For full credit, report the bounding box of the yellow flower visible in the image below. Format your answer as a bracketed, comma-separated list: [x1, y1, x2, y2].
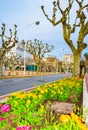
[39, 108, 45, 113]
[21, 94, 27, 99]
[6, 96, 12, 100]
[78, 122, 87, 130]
[40, 105, 44, 109]
[51, 90, 56, 95]
[71, 112, 78, 120]
[27, 93, 33, 98]
[45, 89, 48, 93]
[36, 87, 41, 91]
[71, 113, 88, 130]
[11, 91, 21, 96]
[32, 94, 37, 98]
[38, 94, 42, 98]
[58, 90, 61, 94]
[59, 114, 71, 123]
[26, 100, 31, 105]
[40, 90, 45, 94]
[16, 94, 22, 98]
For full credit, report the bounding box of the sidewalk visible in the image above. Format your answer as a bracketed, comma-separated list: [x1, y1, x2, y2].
[0, 75, 32, 79]
[83, 74, 88, 127]
[0, 72, 58, 79]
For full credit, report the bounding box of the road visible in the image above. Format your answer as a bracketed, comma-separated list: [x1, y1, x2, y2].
[0, 74, 67, 96]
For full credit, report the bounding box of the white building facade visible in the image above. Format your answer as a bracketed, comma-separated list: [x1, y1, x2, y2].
[5, 42, 33, 70]
[62, 54, 74, 72]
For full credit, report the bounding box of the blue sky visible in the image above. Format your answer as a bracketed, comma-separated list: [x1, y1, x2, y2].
[0, 0, 88, 60]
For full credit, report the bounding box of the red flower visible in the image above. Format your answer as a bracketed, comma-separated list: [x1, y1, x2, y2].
[16, 125, 32, 130]
[0, 117, 6, 122]
[8, 118, 12, 123]
[1, 104, 11, 113]
[34, 113, 38, 117]
[70, 94, 76, 100]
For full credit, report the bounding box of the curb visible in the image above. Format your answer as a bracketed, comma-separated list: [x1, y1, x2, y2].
[0, 86, 37, 103]
[0, 73, 58, 79]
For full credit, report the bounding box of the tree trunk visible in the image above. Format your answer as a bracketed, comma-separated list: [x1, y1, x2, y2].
[0, 65, 2, 76]
[37, 63, 41, 72]
[72, 53, 81, 77]
[0, 60, 3, 76]
[0, 56, 5, 76]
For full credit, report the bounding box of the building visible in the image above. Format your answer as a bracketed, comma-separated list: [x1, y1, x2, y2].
[42, 56, 59, 72]
[62, 54, 74, 72]
[8, 42, 32, 59]
[5, 42, 33, 70]
[62, 54, 73, 63]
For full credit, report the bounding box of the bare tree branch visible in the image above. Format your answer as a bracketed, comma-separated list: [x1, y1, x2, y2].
[0, 23, 18, 76]
[26, 39, 54, 71]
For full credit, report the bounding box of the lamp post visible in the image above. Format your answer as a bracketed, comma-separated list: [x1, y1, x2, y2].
[24, 21, 40, 76]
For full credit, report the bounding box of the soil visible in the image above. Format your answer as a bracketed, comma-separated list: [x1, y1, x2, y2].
[42, 90, 83, 122]
[77, 91, 83, 107]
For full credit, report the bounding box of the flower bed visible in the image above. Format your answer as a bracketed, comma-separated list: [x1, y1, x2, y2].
[0, 77, 87, 130]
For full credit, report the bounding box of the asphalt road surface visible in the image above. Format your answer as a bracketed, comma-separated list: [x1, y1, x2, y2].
[0, 74, 67, 96]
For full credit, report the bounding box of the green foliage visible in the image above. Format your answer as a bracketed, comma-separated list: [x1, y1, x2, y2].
[0, 77, 85, 129]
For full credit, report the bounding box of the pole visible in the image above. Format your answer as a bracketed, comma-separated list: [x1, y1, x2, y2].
[24, 21, 40, 76]
[24, 42, 26, 75]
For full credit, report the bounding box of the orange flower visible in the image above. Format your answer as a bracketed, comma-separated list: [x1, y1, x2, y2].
[59, 114, 71, 123]
[71, 113, 87, 130]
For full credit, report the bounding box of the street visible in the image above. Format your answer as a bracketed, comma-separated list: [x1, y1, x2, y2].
[0, 74, 67, 96]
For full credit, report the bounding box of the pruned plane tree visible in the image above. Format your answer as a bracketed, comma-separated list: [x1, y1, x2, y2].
[41, 0, 88, 76]
[0, 23, 18, 76]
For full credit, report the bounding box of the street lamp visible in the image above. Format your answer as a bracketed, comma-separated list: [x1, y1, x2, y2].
[24, 21, 40, 76]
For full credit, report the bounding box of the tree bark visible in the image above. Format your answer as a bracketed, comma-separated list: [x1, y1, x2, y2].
[73, 53, 81, 77]
[0, 58, 3, 76]
[0, 65, 2, 76]
[37, 62, 41, 72]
